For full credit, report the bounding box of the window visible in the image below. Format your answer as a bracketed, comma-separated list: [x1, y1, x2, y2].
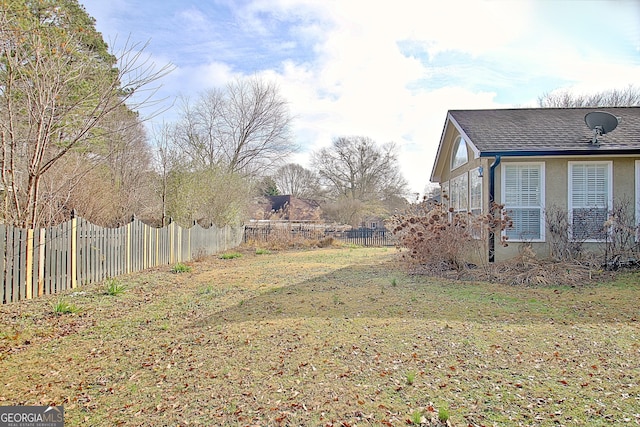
[441, 180, 449, 204]
[469, 169, 484, 238]
[502, 163, 545, 241]
[451, 136, 468, 170]
[569, 161, 612, 241]
[470, 168, 482, 215]
[450, 173, 468, 213]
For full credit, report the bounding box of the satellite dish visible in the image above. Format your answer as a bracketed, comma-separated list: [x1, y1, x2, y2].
[585, 111, 619, 144]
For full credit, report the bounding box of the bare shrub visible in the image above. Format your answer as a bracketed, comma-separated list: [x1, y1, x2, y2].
[244, 222, 333, 250]
[547, 199, 640, 270]
[192, 247, 208, 262]
[491, 246, 606, 287]
[546, 205, 585, 261]
[604, 197, 640, 269]
[388, 197, 509, 273]
[318, 237, 336, 248]
[389, 196, 632, 286]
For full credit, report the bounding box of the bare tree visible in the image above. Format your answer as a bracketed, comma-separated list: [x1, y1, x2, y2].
[273, 163, 320, 198]
[538, 85, 640, 108]
[173, 92, 224, 170]
[163, 167, 253, 227]
[35, 106, 156, 226]
[89, 107, 157, 225]
[311, 136, 408, 226]
[174, 76, 296, 176]
[151, 122, 186, 226]
[0, 2, 172, 228]
[152, 122, 254, 227]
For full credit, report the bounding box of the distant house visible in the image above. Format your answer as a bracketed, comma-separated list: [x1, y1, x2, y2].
[430, 107, 640, 262]
[255, 195, 322, 221]
[361, 216, 386, 230]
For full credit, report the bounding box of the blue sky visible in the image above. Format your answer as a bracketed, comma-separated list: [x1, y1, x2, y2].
[81, 0, 640, 195]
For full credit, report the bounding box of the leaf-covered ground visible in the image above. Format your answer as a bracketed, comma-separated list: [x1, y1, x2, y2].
[1, 246, 639, 426]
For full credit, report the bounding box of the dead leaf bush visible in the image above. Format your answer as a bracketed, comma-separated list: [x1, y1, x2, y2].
[390, 198, 611, 287]
[388, 197, 509, 272]
[488, 247, 608, 287]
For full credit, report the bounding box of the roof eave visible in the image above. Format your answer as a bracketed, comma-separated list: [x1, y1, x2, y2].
[479, 148, 640, 158]
[430, 112, 482, 183]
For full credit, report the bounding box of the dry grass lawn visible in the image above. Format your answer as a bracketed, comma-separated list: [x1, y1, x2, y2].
[1, 246, 639, 426]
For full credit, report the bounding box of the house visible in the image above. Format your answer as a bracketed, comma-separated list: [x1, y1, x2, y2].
[430, 107, 640, 262]
[253, 195, 322, 221]
[357, 215, 384, 230]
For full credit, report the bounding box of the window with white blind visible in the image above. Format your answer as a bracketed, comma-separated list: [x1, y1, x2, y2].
[569, 161, 612, 241]
[502, 163, 545, 241]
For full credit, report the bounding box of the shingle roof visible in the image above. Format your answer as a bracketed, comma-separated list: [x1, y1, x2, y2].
[449, 107, 640, 155]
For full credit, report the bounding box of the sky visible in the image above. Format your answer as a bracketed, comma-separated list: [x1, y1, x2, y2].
[80, 0, 640, 196]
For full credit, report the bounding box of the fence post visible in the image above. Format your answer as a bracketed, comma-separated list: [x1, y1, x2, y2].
[25, 228, 34, 299]
[176, 225, 182, 263]
[187, 225, 192, 261]
[143, 222, 148, 270]
[155, 228, 159, 267]
[38, 228, 45, 296]
[71, 215, 78, 288]
[169, 221, 175, 265]
[126, 221, 131, 274]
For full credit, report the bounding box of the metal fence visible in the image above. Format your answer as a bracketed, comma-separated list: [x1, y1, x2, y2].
[331, 227, 393, 247]
[244, 222, 394, 247]
[1, 216, 243, 304]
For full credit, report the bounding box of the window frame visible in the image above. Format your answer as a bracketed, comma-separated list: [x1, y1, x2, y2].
[568, 160, 613, 242]
[501, 162, 546, 242]
[450, 173, 469, 214]
[451, 136, 468, 170]
[469, 168, 483, 215]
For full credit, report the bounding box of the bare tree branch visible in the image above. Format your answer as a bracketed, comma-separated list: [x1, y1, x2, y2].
[0, 4, 172, 228]
[311, 136, 408, 225]
[174, 76, 296, 176]
[538, 85, 640, 108]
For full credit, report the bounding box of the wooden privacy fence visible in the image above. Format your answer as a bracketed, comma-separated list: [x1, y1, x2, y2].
[1, 216, 243, 304]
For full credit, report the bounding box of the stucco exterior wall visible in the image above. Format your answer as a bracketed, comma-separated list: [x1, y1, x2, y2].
[493, 156, 639, 262]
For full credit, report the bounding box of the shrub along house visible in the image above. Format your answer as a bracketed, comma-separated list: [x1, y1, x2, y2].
[430, 107, 640, 263]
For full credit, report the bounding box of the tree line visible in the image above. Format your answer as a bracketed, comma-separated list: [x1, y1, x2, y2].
[2, 1, 638, 230]
[0, 0, 410, 229]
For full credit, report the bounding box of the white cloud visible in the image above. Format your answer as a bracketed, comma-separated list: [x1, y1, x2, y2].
[82, 0, 640, 194]
[176, 7, 209, 30]
[256, 1, 520, 192]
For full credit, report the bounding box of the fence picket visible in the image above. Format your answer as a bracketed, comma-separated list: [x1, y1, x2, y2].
[11, 227, 24, 302]
[4, 226, 13, 302]
[0, 225, 5, 304]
